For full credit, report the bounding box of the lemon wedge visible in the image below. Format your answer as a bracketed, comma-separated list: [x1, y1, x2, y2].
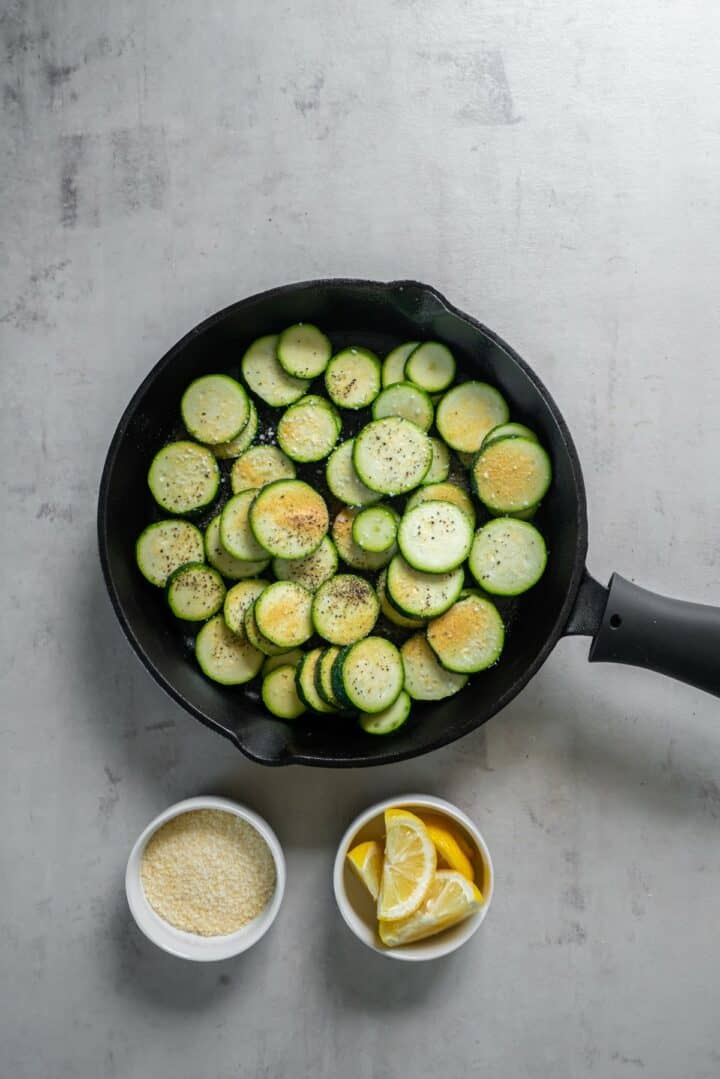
[377, 808, 436, 921]
[418, 814, 475, 882]
[379, 870, 483, 947]
[346, 840, 383, 900]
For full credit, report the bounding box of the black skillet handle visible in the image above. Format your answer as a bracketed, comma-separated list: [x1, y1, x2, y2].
[566, 571, 720, 698]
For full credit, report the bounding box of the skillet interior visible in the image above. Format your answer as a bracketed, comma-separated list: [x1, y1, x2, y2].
[98, 279, 587, 766]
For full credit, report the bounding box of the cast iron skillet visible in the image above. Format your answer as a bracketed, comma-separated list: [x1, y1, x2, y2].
[98, 279, 720, 767]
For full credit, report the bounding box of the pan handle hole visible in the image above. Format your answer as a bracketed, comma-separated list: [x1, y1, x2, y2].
[609, 613, 622, 629]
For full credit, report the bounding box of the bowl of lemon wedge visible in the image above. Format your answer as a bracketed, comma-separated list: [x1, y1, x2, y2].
[333, 794, 493, 961]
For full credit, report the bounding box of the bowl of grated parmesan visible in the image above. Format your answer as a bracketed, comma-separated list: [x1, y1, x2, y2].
[126, 796, 285, 960]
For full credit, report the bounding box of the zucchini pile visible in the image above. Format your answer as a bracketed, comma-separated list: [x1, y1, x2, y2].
[136, 325, 552, 736]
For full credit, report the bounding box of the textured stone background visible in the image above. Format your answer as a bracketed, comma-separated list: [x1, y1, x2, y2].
[2, 1, 720, 1076]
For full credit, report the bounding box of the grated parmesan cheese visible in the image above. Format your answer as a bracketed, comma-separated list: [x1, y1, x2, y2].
[141, 810, 276, 936]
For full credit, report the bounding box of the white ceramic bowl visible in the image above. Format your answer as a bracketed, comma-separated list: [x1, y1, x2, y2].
[126, 795, 286, 961]
[333, 793, 493, 961]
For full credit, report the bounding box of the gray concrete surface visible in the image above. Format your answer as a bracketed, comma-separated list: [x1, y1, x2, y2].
[2, 1, 720, 1076]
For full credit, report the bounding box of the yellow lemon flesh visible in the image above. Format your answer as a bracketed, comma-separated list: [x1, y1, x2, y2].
[379, 870, 483, 947]
[377, 808, 436, 921]
[346, 840, 383, 900]
[418, 814, 476, 882]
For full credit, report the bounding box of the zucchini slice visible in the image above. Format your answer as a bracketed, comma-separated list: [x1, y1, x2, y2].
[351, 505, 398, 553]
[468, 517, 547, 595]
[353, 417, 432, 495]
[211, 401, 258, 459]
[325, 440, 382, 507]
[401, 633, 468, 701]
[371, 382, 434, 432]
[405, 481, 475, 526]
[195, 614, 264, 685]
[223, 578, 269, 635]
[230, 445, 296, 494]
[315, 646, 342, 706]
[422, 437, 451, 485]
[277, 396, 341, 462]
[244, 604, 289, 656]
[359, 690, 411, 735]
[181, 374, 249, 445]
[204, 515, 270, 580]
[331, 636, 404, 714]
[147, 441, 219, 515]
[376, 569, 425, 629]
[262, 664, 307, 719]
[297, 649, 339, 713]
[220, 489, 268, 562]
[312, 574, 379, 645]
[273, 535, 338, 592]
[426, 594, 504, 673]
[382, 342, 419, 387]
[262, 648, 304, 676]
[386, 555, 464, 619]
[241, 334, 310, 407]
[332, 507, 396, 571]
[404, 341, 456, 393]
[250, 479, 329, 559]
[136, 519, 205, 587]
[324, 347, 381, 410]
[167, 562, 225, 622]
[277, 323, 332, 379]
[481, 422, 538, 450]
[397, 500, 473, 573]
[436, 382, 509, 454]
[254, 581, 313, 648]
[471, 437, 552, 514]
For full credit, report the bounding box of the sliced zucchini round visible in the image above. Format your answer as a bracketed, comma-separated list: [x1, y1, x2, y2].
[250, 479, 329, 559]
[223, 578, 269, 635]
[147, 441, 219, 515]
[426, 594, 504, 673]
[136, 519, 205, 587]
[254, 580, 313, 648]
[468, 517, 547, 596]
[471, 437, 552, 514]
[312, 574, 379, 645]
[405, 481, 475, 526]
[315, 646, 342, 707]
[220, 489, 268, 562]
[371, 382, 434, 432]
[359, 690, 411, 735]
[401, 634, 468, 700]
[376, 569, 425, 629]
[481, 422, 538, 450]
[167, 562, 225, 622]
[181, 374, 249, 445]
[244, 604, 289, 656]
[273, 535, 338, 592]
[325, 440, 382, 507]
[351, 505, 398, 553]
[422, 437, 451, 485]
[353, 417, 432, 495]
[241, 334, 310, 406]
[404, 342, 456, 393]
[262, 664, 307, 720]
[382, 342, 419, 387]
[195, 614, 264, 685]
[436, 381, 509, 454]
[386, 555, 464, 619]
[277, 396, 340, 462]
[397, 500, 473, 573]
[230, 445, 296, 494]
[324, 347, 381, 409]
[297, 648, 338, 713]
[332, 507, 396, 571]
[204, 515, 270, 580]
[262, 648, 304, 676]
[211, 401, 258, 459]
[331, 636, 404, 714]
[277, 323, 332, 379]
